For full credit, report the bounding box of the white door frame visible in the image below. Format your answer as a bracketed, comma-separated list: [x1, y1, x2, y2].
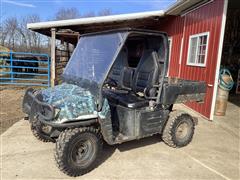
[210, 0, 228, 120]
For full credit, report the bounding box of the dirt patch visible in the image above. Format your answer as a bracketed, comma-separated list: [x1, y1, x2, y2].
[0, 87, 26, 134]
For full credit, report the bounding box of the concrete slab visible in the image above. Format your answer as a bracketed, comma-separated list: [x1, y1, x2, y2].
[1, 103, 239, 180]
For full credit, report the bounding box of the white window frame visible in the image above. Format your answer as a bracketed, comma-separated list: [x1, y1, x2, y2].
[167, 37, 172, 76]
[187, 32, 210, 67]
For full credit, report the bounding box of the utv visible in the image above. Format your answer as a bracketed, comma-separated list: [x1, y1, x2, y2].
[22, 28, 206, 177]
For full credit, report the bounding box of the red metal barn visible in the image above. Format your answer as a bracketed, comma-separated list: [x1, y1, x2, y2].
[152, 0, 228, 119]
[27, 0, 237, 120]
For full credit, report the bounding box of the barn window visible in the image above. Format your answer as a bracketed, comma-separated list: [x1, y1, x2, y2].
[187, 32, 209, 67]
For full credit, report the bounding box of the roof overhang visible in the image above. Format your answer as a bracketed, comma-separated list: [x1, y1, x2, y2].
[166, 0, 211, 15]
[27, 0, 211, 43]
[28, 10, 165, 37]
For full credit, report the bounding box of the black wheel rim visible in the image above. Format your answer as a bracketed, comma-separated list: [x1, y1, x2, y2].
[41, 124, 52, 134]
[70, 138, 95, 167]
[175, 120, 191, 141]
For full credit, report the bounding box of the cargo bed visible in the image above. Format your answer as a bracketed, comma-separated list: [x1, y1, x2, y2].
[160, 78, 206, 105]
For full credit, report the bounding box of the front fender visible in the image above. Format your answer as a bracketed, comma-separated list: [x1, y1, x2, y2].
[22, 88, 55, 122]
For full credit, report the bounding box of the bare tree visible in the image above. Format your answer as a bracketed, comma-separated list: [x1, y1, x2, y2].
[17, 14, 43, 52]
[54, 7, 112, 20]
[3, 17, 18, 49]
[55, 8, 80, 20]
[98, 9, 112, 16]
[0, 12, 7, 46]
[0, 8, 113, 53]
[82, 12, 95, 17]
[0, 25, 8, 46]
[1, 14, 49, 53]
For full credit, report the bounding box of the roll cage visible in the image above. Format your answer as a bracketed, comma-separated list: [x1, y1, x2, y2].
[93, 28, 169, 110]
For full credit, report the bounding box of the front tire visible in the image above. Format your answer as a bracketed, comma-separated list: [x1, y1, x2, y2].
[55, 127, 102, 177]
[162, 111, 195, 148]
[31, 120, 55, 142]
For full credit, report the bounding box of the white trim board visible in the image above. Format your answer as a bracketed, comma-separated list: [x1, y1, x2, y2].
[167, 37, 173, 76]
[178, 37, 184, 75]
[178, 14, 186, 78]
[210, 0, 228, 120]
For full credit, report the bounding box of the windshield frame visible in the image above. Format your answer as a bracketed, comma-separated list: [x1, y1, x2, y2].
[97, 32, 129, 109]
[99, 30, 169, 110]
[62, 31, 128, 96]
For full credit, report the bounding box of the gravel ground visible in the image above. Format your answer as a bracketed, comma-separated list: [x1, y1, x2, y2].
[0, 87, 26, 134]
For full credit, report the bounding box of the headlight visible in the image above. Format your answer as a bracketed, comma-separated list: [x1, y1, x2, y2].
[54, 108, 61, 118]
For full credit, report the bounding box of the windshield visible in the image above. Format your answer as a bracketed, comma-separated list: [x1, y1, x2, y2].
[63, 32, 126, 94]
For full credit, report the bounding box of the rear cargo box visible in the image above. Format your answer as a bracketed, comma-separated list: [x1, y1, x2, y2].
[160, 78, 206, 105]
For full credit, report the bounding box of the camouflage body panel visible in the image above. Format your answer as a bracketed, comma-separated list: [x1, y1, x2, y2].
[40, 83, 102, 123]
[99, 98, 111, 119]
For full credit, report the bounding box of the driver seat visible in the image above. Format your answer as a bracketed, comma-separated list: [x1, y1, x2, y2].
[106, 50, 160, 109]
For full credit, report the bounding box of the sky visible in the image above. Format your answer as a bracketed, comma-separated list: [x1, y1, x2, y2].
[1, 0, 176, 21]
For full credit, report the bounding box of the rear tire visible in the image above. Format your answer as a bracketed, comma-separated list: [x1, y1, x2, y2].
[162, 111, 195, 148]
[31, 120, 55, 142]
[55, 127, 102, 177]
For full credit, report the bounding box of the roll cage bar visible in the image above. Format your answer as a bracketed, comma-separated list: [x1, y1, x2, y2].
[97, 28, 169, 110]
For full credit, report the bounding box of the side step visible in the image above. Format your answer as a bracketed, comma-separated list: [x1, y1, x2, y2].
[115, 133, 129, 143]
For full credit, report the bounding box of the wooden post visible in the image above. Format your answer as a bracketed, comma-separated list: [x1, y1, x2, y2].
[51, 28, 56, 87]
[65, 41, 69, 59]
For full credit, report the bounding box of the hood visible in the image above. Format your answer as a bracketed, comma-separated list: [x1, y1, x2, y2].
[40, 83, 98, 123]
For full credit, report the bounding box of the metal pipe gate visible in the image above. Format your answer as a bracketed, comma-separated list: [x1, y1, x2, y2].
[0, 51, 50, 87]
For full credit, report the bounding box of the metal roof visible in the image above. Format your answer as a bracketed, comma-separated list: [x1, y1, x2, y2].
[166, 0, 208, 15]
[28, 10, 165, 30]
[27, 0, 208, 41]
[27, 10, 165, 35]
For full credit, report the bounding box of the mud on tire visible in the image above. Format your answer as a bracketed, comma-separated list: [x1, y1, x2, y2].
[31, 120, 55, 142]
[162, 110, 195, 148]
[55, 127, 103, 177]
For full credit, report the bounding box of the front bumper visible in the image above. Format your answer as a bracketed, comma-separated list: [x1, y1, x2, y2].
[22, 88, 98, 128]
[22, 88, 55, 122]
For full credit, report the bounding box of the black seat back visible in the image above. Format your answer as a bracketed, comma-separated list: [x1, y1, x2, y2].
[122, 67, 135, 89]
[108, 47, 128, 87]
[132, 50, 160, 96]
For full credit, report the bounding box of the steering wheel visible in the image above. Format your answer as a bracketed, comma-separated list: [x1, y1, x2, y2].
[105, 77, 118, 87]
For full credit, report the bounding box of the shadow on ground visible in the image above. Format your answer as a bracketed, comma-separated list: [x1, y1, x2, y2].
[100, 134, 162, 165]
[116, 134, 161, 152]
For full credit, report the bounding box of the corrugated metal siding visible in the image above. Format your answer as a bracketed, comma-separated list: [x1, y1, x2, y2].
[180, 0, 224, 118]
[156, 16, 185, 77]
[152, 0, 225, 119]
